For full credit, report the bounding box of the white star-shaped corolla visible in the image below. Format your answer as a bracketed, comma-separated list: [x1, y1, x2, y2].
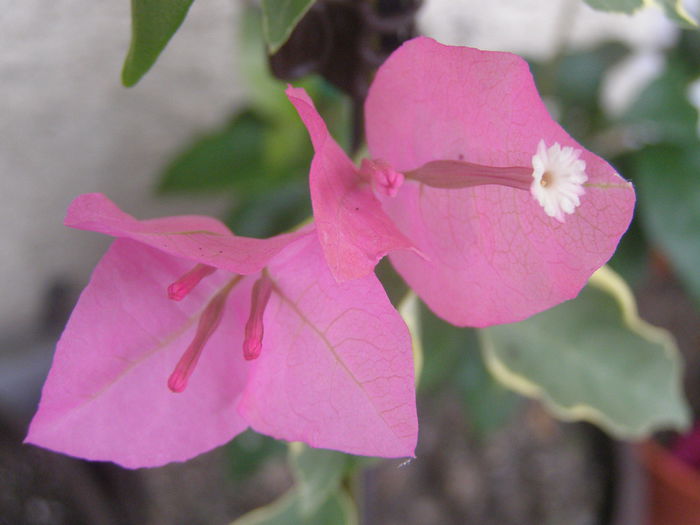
[530, 140, 588, 222]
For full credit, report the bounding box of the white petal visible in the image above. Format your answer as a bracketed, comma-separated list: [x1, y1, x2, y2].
[530, 141, 588, 222]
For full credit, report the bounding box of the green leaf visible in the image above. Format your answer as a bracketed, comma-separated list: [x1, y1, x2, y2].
[158, 110, 267, 194]
[607, 216, 650, 288]
[583, 0, 644, 14]
[635, 144, 700, 303]
[556, 43, 629, 108]
[657, 0, 698, 28]
[480, 266, 690, 439]
[225, 179, 311, 238]
[288, 443, 348, 517]
[418, 302, 479, 393]
[122, 0, 195, 87]
[230, 489, 357, 525]
[457, 340, 520, 438]
[535, 43, 629, 139]
[261, 0, 316, 54]
[623, 59, 699, 146]
[398, 292, 423, 384]
[583, 0, 697, 27]
[419, 303, 518, 436]
[226, 430, 286, 481]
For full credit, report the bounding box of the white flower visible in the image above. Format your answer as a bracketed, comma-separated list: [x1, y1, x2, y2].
[530, 140, 588, 223]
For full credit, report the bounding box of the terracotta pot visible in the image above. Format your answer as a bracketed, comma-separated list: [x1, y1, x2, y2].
[640, 440, 700, 525]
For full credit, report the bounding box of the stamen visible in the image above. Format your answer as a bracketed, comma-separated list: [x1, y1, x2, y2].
[378, 141, 587, 223]
[168, 263, 217, 301]
[359, 158, 405, 197]
[404, 160, 532, 191]
[167, 277, 240, 393]
[243, 274, 274, 361]
[530, 140, 588, 223]
[403, 141, 588, 223]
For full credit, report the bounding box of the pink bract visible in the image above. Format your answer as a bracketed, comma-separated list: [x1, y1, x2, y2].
[286, 87, 417, 282]
[289, 36, 635, 327]
[26, 194, 417, 468]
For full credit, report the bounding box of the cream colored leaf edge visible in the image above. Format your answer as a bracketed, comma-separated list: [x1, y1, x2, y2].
[398, 291, 424, 388]
[230, 487, 358, 525]
[480, 265, 690, 439]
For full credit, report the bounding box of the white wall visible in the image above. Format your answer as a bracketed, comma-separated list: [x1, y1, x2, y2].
[0, 0, 244, 334]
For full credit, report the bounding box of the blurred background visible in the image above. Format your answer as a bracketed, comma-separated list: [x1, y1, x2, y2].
[2, 0, 700, 523]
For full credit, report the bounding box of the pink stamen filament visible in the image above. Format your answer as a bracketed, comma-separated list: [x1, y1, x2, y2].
[167, 276, 241, 393]
[243, 274, 274, 361]
[168, 263, 217, 301]
[404, 160, 532, 191]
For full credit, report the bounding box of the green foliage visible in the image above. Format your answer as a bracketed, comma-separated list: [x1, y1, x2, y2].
[230, 444, 356, 525]
[583, 0, 697, 26]
[121, 0, 195, 86]
[227, 430, 286, 481]
[375, 259, 409, 308]
[634, 145, 700, 303]
[657, 0, 698, 28]
[288, 444, 348, 516]
[231, 490, 357, 525]
[419, 303, 519, 437]
[156, 6, 350, 238]
[623, 58, 699, 146]
[584, 0, 644, 14]
[158, 111, 267, 193]
[556, 43, 629, 109]
[155, 76, 347, 237]
[154, 80, 349, 238]
[621, 53, 700, 302]
[155, 103, 313, 237]
[480, 266, 690, 439]
[531, 43, 629, 140]
[606, 216, 650, 287]
[262, 0, 317, 54]
[225, 180, 311, 238]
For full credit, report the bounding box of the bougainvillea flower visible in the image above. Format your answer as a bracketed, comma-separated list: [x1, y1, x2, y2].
[288, 36, 635, 327]
[26, 193, 417, 468]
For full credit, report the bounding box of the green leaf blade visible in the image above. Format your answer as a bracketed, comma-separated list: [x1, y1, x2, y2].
[288, 443, 348, 517]
[480, 266, 690, 438]
[657, 0, 698, 28]
[417, 302, 518, 437]
[157, 110, 267, 194]
[230, 444, 355, 525]
[122, 0, 195, 87]
[584, 0, 645, 14]
[262, 0, 316, 54]
[635, 145, 700, 303]
[230, 489, 357, 525]
[583, 0, 697, 27]
[622, 59, 698, 146]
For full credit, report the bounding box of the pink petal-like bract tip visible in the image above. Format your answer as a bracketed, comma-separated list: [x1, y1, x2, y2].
[167, 263, 217, 301]
[243, 274, 274, 361]
[168, 277, 239, 392]
[285, 86, 417, 282]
